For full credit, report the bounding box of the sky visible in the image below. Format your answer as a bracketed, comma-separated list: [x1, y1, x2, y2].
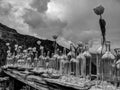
[0, 0, 120, 49]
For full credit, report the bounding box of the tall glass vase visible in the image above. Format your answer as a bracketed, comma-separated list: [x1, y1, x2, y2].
[67, 44, 76, 75]
[70, 56, 79, 76]
[83, 44, 92, 80]
[46, 51, 50, 69]
[96, 44, 106, 81]
[60, 48, 68, 75]
[76, 44, 86, 77]
[101, 41, 115, 82]
[34, 52, 38, 69]
[39, 47, 44, 68]
[53, 49, 59, 71]
[57, 51, 62, 72]
[114, 48, 120, 83]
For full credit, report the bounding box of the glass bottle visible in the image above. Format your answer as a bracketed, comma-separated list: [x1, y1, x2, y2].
[63, 48, 69, 75]
[39, 46, 44, 68]
[15, 48, 21, 67]
[76, 43, 86, 77]
[53, 49, 59, 70]
[17, 52, 23, 67]
[116, 59, 120, 81]
[11, 53, 15, 66]
[34, 52, 38, 69]
[57, 51, 62, 72]
[46, 51, 50, 69]
[114, 48, 120, 82]
[67, 43, 76, 75]
[96, 44, 106, 80]
[60, 48, 67, 75]
[70, 54, 79, 76]
[23, 50, 28, 68]
[12, 52, 16, 66]
[26, 51, 32, 68]
[49, 53, 54, 69]
[43, 52, 47, 69]
[101, 41, 115, 81]
[19, 53, 24, 67]
[10, 53, 13, 66]
[83, 43, 92, 79]
[6, 50, 11, 66]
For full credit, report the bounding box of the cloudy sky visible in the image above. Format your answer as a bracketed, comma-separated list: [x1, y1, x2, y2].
[0, 0, 120, 49]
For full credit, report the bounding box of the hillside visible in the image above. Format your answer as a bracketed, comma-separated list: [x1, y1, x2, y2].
[0, 22, 63, 66]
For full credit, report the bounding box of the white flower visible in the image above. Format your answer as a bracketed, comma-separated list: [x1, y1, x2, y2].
[6, 43, 10, 46]
[37, 41, 41, 45]
[15, 44, 18, 48]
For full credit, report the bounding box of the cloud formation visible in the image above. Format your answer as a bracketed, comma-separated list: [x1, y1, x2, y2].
[0, 0, 120, 48]
[30, 0, 50, 13]
[0, 1, 12, 16]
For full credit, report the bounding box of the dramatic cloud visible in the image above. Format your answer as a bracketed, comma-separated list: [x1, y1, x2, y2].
[30, 0, 50, 13]
[0, 0, 120, 48]
[23, 10, 47, 29]
[0, 1, 12, 16]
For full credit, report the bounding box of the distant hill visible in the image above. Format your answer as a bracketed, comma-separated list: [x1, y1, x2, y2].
[0, 23, 18, 34]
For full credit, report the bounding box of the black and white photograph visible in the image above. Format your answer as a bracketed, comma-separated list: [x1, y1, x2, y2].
[0, 0, 120, 90]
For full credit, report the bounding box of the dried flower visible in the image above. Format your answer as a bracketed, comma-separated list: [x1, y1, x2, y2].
[40, 46, 44, 50]
[37, 41, 41, 45]
[15, 44, 18, 48]
[52, 35, 58, 40]
[6, 43, 10, 46]
[93, 5, 105, 15]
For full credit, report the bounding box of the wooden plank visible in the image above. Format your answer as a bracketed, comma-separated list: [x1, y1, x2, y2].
[4, 70, 92, 90]
[44, 78, 91, 90]
[4, 71, 48, 90]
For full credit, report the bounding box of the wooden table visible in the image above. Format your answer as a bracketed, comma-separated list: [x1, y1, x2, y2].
[4, 70, 91, 90]
[4, 70, 49, 90]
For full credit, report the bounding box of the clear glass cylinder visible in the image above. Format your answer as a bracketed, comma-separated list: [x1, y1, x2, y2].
[34, 53, 38, 68]
[57, 51, 62, 71]
[101, 41, 115, 81]
[49, 53, 55, 69]
[53, 49, 59, 70]
[20, 53, 25, 67]
[38, 47, 44, 68]
[6, 51, 11, 66]
[22, 51, 28, 67]
[69, 44, 79, 76]
[43, 53, 46, 69]
[15, 52, 21, 67]
[60, 57, 65, 75]
[70, 57, 79, 76]
[83, 44, 92, 79]
[52, 54, 57, 70]
[26, 54, 32, 68]
[12, 53, 16, 65]
[45, 51, 50, 69]
[60, 48, 68, 75]
[116, 59, 120, 81]
[63, 49, 69, 75]
[77, 48, 86, 77]
[67, 44, 76, 75]
[114, 48, 120, 82]
[64, 57, 69, 75]
[96, 44, 106, 80]
[10, 53, 14, 66]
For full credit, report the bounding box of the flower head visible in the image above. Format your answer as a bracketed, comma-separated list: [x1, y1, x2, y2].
[6, 43, 10, 46]
[37, 41, 41, 45]
[93, 5, 105, 15]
